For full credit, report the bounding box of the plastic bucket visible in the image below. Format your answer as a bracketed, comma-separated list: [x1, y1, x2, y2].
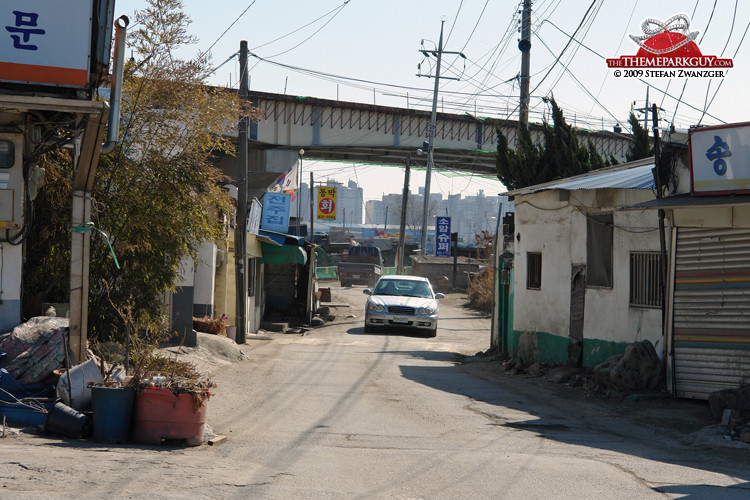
[44, 401, 91, 439]
[131, 387, 207, 446]
[56, 358, 103, 410]
[91, 386, 136, 444]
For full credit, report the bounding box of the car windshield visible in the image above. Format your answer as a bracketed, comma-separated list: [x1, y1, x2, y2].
[373, 280, 432, 298]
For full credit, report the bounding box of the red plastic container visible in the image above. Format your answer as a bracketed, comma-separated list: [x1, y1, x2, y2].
[131, 387, 207, 446]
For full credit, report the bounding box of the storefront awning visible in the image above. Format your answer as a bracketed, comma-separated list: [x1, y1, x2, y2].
[260, 242, 307, 265]
[625, 193, 750, 210]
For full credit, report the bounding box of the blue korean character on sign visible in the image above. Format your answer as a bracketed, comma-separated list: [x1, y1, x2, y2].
[706, 135, 732, 176]
[5, 11, 45, 50]
[435, 216, 451, 257]
[261, 192, 291, 233]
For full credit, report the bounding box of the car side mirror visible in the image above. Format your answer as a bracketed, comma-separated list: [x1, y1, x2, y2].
[434, 293, 444, 299]
[363, 289, 372, 295]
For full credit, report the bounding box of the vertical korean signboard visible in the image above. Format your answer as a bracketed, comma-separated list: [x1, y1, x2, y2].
[1, 0, 94, 88]
[317, 186, 336, 220]
[261, 192, 291, 233]
[435, 216, 451, 257]
[690, 122, 750, 195]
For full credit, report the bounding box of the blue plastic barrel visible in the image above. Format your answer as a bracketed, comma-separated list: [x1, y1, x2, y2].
[91, 386, 136, 444]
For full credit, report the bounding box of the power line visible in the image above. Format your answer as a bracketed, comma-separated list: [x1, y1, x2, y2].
[266, 0, 352, 58]
[699, 20, 750, 124]
[206, 1, 257, 54]
[529, 0, 599, 96]
[250, 2, 350, 52]
[536, 18, 725, 124]
[534, 34, 620, 124]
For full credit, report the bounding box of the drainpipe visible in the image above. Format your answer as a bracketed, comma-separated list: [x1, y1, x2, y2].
[101, 15, 129, 154]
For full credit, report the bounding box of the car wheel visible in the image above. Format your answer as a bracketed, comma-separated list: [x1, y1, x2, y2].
[341, 281, 351, 287]
[424, 327, 437, 338]
[364, 323, 375, 333]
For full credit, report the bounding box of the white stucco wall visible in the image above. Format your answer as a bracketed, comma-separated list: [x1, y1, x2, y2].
[194, 241, 216, 308]
[513, 188, 665, 346]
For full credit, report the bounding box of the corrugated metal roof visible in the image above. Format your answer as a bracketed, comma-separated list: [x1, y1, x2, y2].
[553, 164, 655, 190]
[626, 193, 750, 210]
[505, 158, 656, 197]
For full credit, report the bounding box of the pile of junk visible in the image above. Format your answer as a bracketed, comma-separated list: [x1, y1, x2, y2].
[0, 315, 214, 446]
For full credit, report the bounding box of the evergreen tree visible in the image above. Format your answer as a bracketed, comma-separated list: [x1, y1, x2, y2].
[496, 123, 548, 191]
[496, 97, 611, 189]
[625, 111, 654, 161]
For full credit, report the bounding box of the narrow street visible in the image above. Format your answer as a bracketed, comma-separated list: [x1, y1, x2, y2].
[2, 282, 749, 499]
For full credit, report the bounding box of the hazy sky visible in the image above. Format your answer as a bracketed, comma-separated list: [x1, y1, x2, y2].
[119, 1, 750, 199]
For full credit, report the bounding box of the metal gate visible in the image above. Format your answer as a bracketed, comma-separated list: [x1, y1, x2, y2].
[672, 227, 750, 399]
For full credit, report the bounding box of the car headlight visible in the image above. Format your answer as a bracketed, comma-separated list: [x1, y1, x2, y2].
[367, 301, 385, 313]
[418, 306, 435, 315]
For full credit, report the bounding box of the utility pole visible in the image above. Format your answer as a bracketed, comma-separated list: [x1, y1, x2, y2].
[235, 40, 249, 344]
[519, 0, 532, 130]
[397, 155, 412, 275]
[417, 21, 465, 254]
[309, 172, 314, 242]
[384, 206, 389, 234]
[634, 87, 650, 134]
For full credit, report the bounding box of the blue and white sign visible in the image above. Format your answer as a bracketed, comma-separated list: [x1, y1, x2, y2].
[435, 216, 451, 257]
[261, 192, 291, 233]
[690, 122, 750, 195]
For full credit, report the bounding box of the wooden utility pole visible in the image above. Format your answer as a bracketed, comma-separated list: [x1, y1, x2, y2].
[518, 0, 532, 130]
[235, 40, 249, 344]
[310, 172, 314, 241]
[417, 21, 465, 254]
[397, 155, 412, 275]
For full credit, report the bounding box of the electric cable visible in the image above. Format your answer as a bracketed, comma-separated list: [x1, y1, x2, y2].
[266, 0, 352, 58]
[250, 2, 351, 52]
[529, 0, 599, 96]
[205, 1, 257, 54]
[672, 0, 719, 123]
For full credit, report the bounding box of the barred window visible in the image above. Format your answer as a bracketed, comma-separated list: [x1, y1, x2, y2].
[527, 252, 542, 289]
[630, 252, 663, 308]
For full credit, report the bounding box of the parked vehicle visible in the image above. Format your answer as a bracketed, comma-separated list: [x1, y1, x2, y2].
[337, 245, 383, 287]
[362, 276, 444, 337]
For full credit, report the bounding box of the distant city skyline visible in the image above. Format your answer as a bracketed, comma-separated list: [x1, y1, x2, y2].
[299, 160, 506, 203]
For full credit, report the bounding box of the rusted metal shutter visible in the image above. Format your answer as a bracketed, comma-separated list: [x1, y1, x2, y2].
[672, 227, 750, 399]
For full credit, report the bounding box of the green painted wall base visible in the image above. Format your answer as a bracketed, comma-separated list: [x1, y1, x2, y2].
[582, 338, 627, 366]
[509, 330, 629, 368]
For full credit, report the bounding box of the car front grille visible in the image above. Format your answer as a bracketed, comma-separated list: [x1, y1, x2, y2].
[388, 305, 415, 315]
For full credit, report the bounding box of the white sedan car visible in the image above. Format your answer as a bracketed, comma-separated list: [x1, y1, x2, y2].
[363, 276, 444, 337]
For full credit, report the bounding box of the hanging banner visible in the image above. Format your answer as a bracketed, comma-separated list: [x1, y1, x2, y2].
[317, 186, 336, 220]
[435, 216, 451, 257]
[261, 192, 291, 233]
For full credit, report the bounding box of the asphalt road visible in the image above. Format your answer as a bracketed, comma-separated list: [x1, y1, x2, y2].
[2, 282, 749, 498]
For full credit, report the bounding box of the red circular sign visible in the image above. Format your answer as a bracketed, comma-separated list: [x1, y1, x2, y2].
[318, 197, 335, 215]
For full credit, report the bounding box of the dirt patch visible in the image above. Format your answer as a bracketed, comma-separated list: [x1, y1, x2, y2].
[459, 352, 717, 439]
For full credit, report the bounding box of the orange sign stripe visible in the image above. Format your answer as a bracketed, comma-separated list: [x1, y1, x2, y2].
[0, 61, 87, 87]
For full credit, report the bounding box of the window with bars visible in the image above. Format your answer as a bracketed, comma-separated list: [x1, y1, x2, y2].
[629, 252, 663, 308]
[527, 252, 542, 289]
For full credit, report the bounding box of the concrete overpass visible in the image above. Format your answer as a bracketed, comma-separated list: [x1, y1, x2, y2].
[239, 90, 634, 175]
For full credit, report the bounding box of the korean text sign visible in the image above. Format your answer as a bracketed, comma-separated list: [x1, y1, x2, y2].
[261, 192, 291, 233]
[1, 0, 93, 88]
[435, 216, 451, 257]
[690, 123, 750, 194]
[317, 187, 337, 220]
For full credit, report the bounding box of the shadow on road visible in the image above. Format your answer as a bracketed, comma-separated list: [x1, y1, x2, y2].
[394, 361, 750, 492]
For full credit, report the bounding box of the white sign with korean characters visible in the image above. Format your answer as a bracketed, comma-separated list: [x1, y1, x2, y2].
[0, 0, 93, 88]
[690, 122, 750, 195]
